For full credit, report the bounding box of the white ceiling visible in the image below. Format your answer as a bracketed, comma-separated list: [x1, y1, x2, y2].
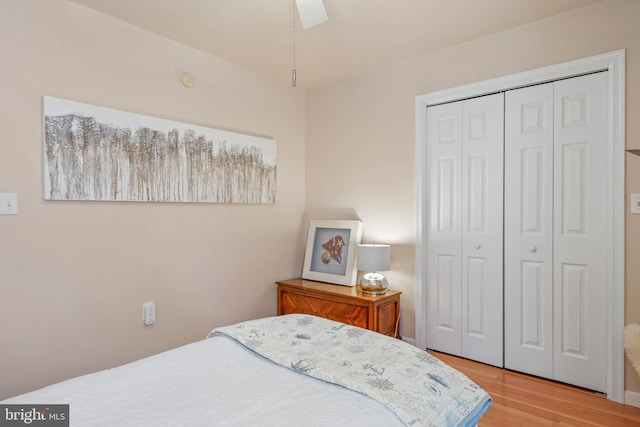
[70, 0, 604, 88]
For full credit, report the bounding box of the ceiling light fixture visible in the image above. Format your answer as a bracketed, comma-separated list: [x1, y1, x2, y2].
[295, 0, 328, 30]
[291, 0, 328, 87]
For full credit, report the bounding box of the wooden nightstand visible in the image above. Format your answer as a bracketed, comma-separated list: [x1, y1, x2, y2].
[276, 278, 401, 338]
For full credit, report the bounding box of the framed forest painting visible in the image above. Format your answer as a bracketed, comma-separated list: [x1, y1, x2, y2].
[43, 96, 276, 203]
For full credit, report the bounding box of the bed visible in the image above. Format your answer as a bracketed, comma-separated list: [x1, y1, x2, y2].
[2, 314, 491, 426]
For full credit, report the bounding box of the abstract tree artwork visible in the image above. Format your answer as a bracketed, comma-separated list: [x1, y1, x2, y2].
[43, 96, 276, 203]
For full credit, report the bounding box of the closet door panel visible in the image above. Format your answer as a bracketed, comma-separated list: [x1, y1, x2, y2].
[461, 93, 504, 367]
[553, 72, 608, 393]
[426, 102, 463, 356]
[504, 83, 554, 378]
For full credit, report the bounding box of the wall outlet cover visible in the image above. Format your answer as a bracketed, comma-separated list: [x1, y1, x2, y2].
[143, 302, 156, 325]
[631, 194, 640, 214]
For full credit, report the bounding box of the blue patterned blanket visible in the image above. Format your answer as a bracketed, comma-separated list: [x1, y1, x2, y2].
[209, 314, 491, 426]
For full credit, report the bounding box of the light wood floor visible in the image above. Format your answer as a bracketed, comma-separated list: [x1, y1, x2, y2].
[430, 351, 640, 426]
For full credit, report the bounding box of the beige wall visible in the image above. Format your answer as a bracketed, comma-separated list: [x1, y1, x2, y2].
[628, 152, 640, 394]
[306, 0, 640, 394]
[0, 0, 306, 399]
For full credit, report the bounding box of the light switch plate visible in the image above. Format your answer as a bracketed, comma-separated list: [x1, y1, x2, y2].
[0, 193, 18, 215]
[631, 194, 640, 214]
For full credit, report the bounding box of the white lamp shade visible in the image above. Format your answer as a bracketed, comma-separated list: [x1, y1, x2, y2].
[357, 244, 391, 272]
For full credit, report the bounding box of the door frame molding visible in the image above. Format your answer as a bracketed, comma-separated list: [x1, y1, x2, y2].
[415, 49, 626, 402]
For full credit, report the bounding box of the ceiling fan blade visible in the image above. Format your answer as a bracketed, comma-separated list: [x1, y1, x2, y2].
[295, 0, 328, 29]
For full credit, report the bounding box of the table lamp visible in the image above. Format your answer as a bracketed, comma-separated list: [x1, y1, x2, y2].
[357, 244, 391, 295]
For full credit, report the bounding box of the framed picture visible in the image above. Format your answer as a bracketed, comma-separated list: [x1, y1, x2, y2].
[43, 96, 276, 204]
[302, 219, 363, 286]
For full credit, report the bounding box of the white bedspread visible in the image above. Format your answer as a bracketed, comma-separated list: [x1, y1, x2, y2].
[211, 314, 491, 427]
[4, 333, 404, 426]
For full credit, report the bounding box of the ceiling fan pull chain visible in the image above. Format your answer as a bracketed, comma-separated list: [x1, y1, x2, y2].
[292, 0, 297, 87]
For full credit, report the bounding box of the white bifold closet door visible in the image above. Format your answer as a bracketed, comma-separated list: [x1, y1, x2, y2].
[504, 72, 608, 393]
[426, 93, 504, 367]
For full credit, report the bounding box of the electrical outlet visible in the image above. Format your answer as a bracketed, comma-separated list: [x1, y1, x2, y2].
[143, 302, 156, 325]
[631, 194, 640, 214]
[0, 193, 17, 215]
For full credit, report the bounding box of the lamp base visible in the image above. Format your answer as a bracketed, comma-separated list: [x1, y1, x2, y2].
[359, 273, 388, 295]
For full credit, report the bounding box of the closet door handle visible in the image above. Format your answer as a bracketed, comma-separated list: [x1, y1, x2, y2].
[473, 243, 481, 250]
[528, 245, 537, 253]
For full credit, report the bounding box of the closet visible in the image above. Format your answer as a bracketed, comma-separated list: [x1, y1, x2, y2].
[425, 72, 608, 393]
[425, 93, 505, 368]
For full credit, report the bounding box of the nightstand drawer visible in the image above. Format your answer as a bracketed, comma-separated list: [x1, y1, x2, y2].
[276, 278, 401, 338]
[280, 291, 369, 328]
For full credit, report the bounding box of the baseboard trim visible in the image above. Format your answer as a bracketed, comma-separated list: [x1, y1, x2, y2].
[625, 390, 640, 408]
